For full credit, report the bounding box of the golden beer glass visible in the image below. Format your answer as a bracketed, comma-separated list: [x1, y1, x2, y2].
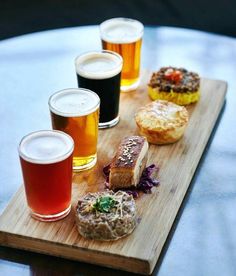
[100, 18, 144, 92]
[49, 88, 100, 171]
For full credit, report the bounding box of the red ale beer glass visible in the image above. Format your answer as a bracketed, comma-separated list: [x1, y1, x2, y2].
[18, 130, 74, 221]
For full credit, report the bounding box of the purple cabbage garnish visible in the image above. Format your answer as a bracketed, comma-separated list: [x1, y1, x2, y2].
[103, 163, 111, 186]
[124, 189, 139, 199]
[103, 163, 160, 198]
[137, 164, 160, 193]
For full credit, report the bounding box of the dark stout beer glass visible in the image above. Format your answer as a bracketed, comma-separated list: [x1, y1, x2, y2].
[75, 50, 122, 128]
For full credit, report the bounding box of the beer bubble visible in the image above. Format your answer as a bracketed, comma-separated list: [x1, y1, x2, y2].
[19, 130, 74, 164]
[75, 51, 122, 80]
[100, 18, 144, 44]
[49, 88, 100, 117]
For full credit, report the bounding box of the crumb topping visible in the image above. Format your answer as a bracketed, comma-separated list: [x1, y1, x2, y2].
[135, 100, 188, 130]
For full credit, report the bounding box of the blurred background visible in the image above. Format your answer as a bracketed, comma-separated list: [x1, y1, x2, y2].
[0, 0, 236, 40]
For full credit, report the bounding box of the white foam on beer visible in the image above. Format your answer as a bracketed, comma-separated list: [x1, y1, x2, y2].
[19, 130, 74, 164]
[49, 88, 100, 117]
[100, 18, 144, 44]
[75, 51, 122, 79]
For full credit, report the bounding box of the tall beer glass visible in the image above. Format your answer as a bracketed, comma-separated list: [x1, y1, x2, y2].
[18, 130, 74, 221]
[49, 88, 100, 171]
[100, 18, 144, 92]
[75, 50, 122, 128]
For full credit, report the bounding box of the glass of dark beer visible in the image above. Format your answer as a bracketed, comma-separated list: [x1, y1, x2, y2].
[75, 50, 123, 128]
[18, 130, 74, 221]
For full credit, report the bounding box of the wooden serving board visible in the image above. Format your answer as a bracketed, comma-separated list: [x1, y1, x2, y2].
[0, 71, 227, 275]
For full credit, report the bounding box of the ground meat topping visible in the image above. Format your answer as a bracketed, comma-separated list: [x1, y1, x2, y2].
[76, 190, 137, 240]
[149, 66, 200, 93]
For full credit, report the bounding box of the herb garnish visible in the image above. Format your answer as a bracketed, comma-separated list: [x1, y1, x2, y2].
[93, 196, 116, 213]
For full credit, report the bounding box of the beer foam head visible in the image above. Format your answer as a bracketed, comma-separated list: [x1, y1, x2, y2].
[19, 130, 74, 164]
[49, 88, 100, 117]
[75, 51, 122, 79]
[100, 18, 144, 44]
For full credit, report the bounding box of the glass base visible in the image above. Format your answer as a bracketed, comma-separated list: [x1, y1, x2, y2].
[73, 154, 97, 171]
[99, 116, 119, 129]
[121, 79, 140, 92]
[31, 204, 71, 222]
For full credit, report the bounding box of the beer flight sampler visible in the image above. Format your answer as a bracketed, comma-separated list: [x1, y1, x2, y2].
[18, 18, 201, 230]
[0, 18, 228, 274]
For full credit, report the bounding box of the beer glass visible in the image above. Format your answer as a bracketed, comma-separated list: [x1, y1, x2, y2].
[49, 88, 100, 171]
[18, 130, 74, 221]
[100, 18, 144, 92]
[75, 50, 122, 128]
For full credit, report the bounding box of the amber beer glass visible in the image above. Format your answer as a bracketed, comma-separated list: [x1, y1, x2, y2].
[100, 18, 144, 92]
[18, 130, 74, 221]
[49, 88, 100, 171]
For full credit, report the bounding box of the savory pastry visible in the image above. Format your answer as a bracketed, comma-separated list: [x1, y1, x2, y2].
[135, 100, 188, 144]
[148, 66, 200, 105]
[76, 190, 137, 241]
[108, 136, 149, 190]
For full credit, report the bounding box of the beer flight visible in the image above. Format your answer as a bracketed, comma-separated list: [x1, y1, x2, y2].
[18, 18, 144, 222]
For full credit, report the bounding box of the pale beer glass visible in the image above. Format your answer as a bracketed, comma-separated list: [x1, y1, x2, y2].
[100, 18, 144, 92]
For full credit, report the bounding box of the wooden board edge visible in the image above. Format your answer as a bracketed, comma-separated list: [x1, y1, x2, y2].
[148, 83, 227, 274]
[202, 77, 228, 89]
[0, 77, 228, 275]
[0, 231, 152, 275]
[0, 186, 24, 218]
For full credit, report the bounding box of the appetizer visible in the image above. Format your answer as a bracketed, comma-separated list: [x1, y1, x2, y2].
[135, 100, 189, 144]
[108, 136, 149, 190]
[148, 66, 200, 105]
[76, 190, 137, 241]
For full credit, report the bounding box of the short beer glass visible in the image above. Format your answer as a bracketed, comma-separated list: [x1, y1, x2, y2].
[49, 88, 100, 171]
[75, 50, 122, 128]
[100, 18, 144, 92]
[18, 130, 74, 221]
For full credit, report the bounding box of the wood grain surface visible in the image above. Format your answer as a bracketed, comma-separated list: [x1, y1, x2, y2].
[0, 71, 227, 275]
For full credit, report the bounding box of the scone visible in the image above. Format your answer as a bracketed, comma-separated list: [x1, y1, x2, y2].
[76, 190, 137, 241]
[135, 100, 189, 144]
[148, 67, 200, 105]
[109, 136, 149, 190]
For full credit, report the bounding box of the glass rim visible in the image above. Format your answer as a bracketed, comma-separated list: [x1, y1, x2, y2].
[99, 17, 144, 43]
[18, 130, 74, 164]
[74, 50, 123, 80]
[48, 87, 100, 117]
